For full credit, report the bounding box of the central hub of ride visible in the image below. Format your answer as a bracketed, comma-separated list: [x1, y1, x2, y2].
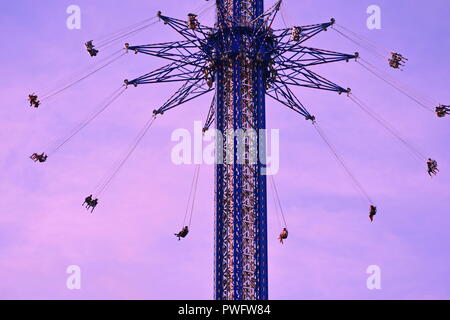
[206, 26, 277, 88]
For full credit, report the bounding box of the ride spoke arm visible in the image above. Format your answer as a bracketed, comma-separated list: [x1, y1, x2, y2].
[153, 75, 214, 115]
[275, 66, 350, 94]
[126, 58, 206, 85]
[157, 12, 213, 54]
[277, 46, 358, 68]
[126, 41, 202, 65]
[266, 81, 314, 119]
[273, 19, 336, 58]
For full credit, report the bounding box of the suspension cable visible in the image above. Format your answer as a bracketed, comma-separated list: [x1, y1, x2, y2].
[312, 121, 374, 205]
[335, 23, 391, 55]
[188, 164, 201, 228]
[359, 58, 437, 106]
[268, 176, 282, 229]
[36, 48, 124, 98]
[279, 0, 290, 28]
[95, 115, 157, 196]
[40, 49, 127, 102]
[193, 0, 213, 16]
[95, 17, 157, 47]
[269, 175, 288, 228]
[331, 26, 387, 60]
[96, 19, 160, 50]
[48, 86, 127, 155]
[182, 164, 201, 228]
[348, 94, 427, 161]
[357, 59, 436, 113]
[182, 168, 196, 227]
[197, 1, 216, 18]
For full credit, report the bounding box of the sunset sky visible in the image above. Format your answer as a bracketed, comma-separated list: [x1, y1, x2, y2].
[0, 0, 449, 299]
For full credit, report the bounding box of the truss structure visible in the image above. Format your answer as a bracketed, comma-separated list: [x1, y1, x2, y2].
[125, 0, 357, 300]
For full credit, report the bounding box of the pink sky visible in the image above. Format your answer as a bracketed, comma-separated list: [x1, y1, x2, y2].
[0, 0, 449, 299]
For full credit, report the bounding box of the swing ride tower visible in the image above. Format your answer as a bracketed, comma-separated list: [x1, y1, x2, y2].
[34, 0, 411, 300]
[214, 0, 268, 300]
[124, 0, 359, 300]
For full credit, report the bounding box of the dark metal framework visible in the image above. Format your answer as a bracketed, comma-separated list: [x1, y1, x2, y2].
[125, 0, 357, 300]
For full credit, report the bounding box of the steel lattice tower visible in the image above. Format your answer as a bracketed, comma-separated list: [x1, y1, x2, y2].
[214, 0, 268, 300]
[125, 0, 357, 300]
